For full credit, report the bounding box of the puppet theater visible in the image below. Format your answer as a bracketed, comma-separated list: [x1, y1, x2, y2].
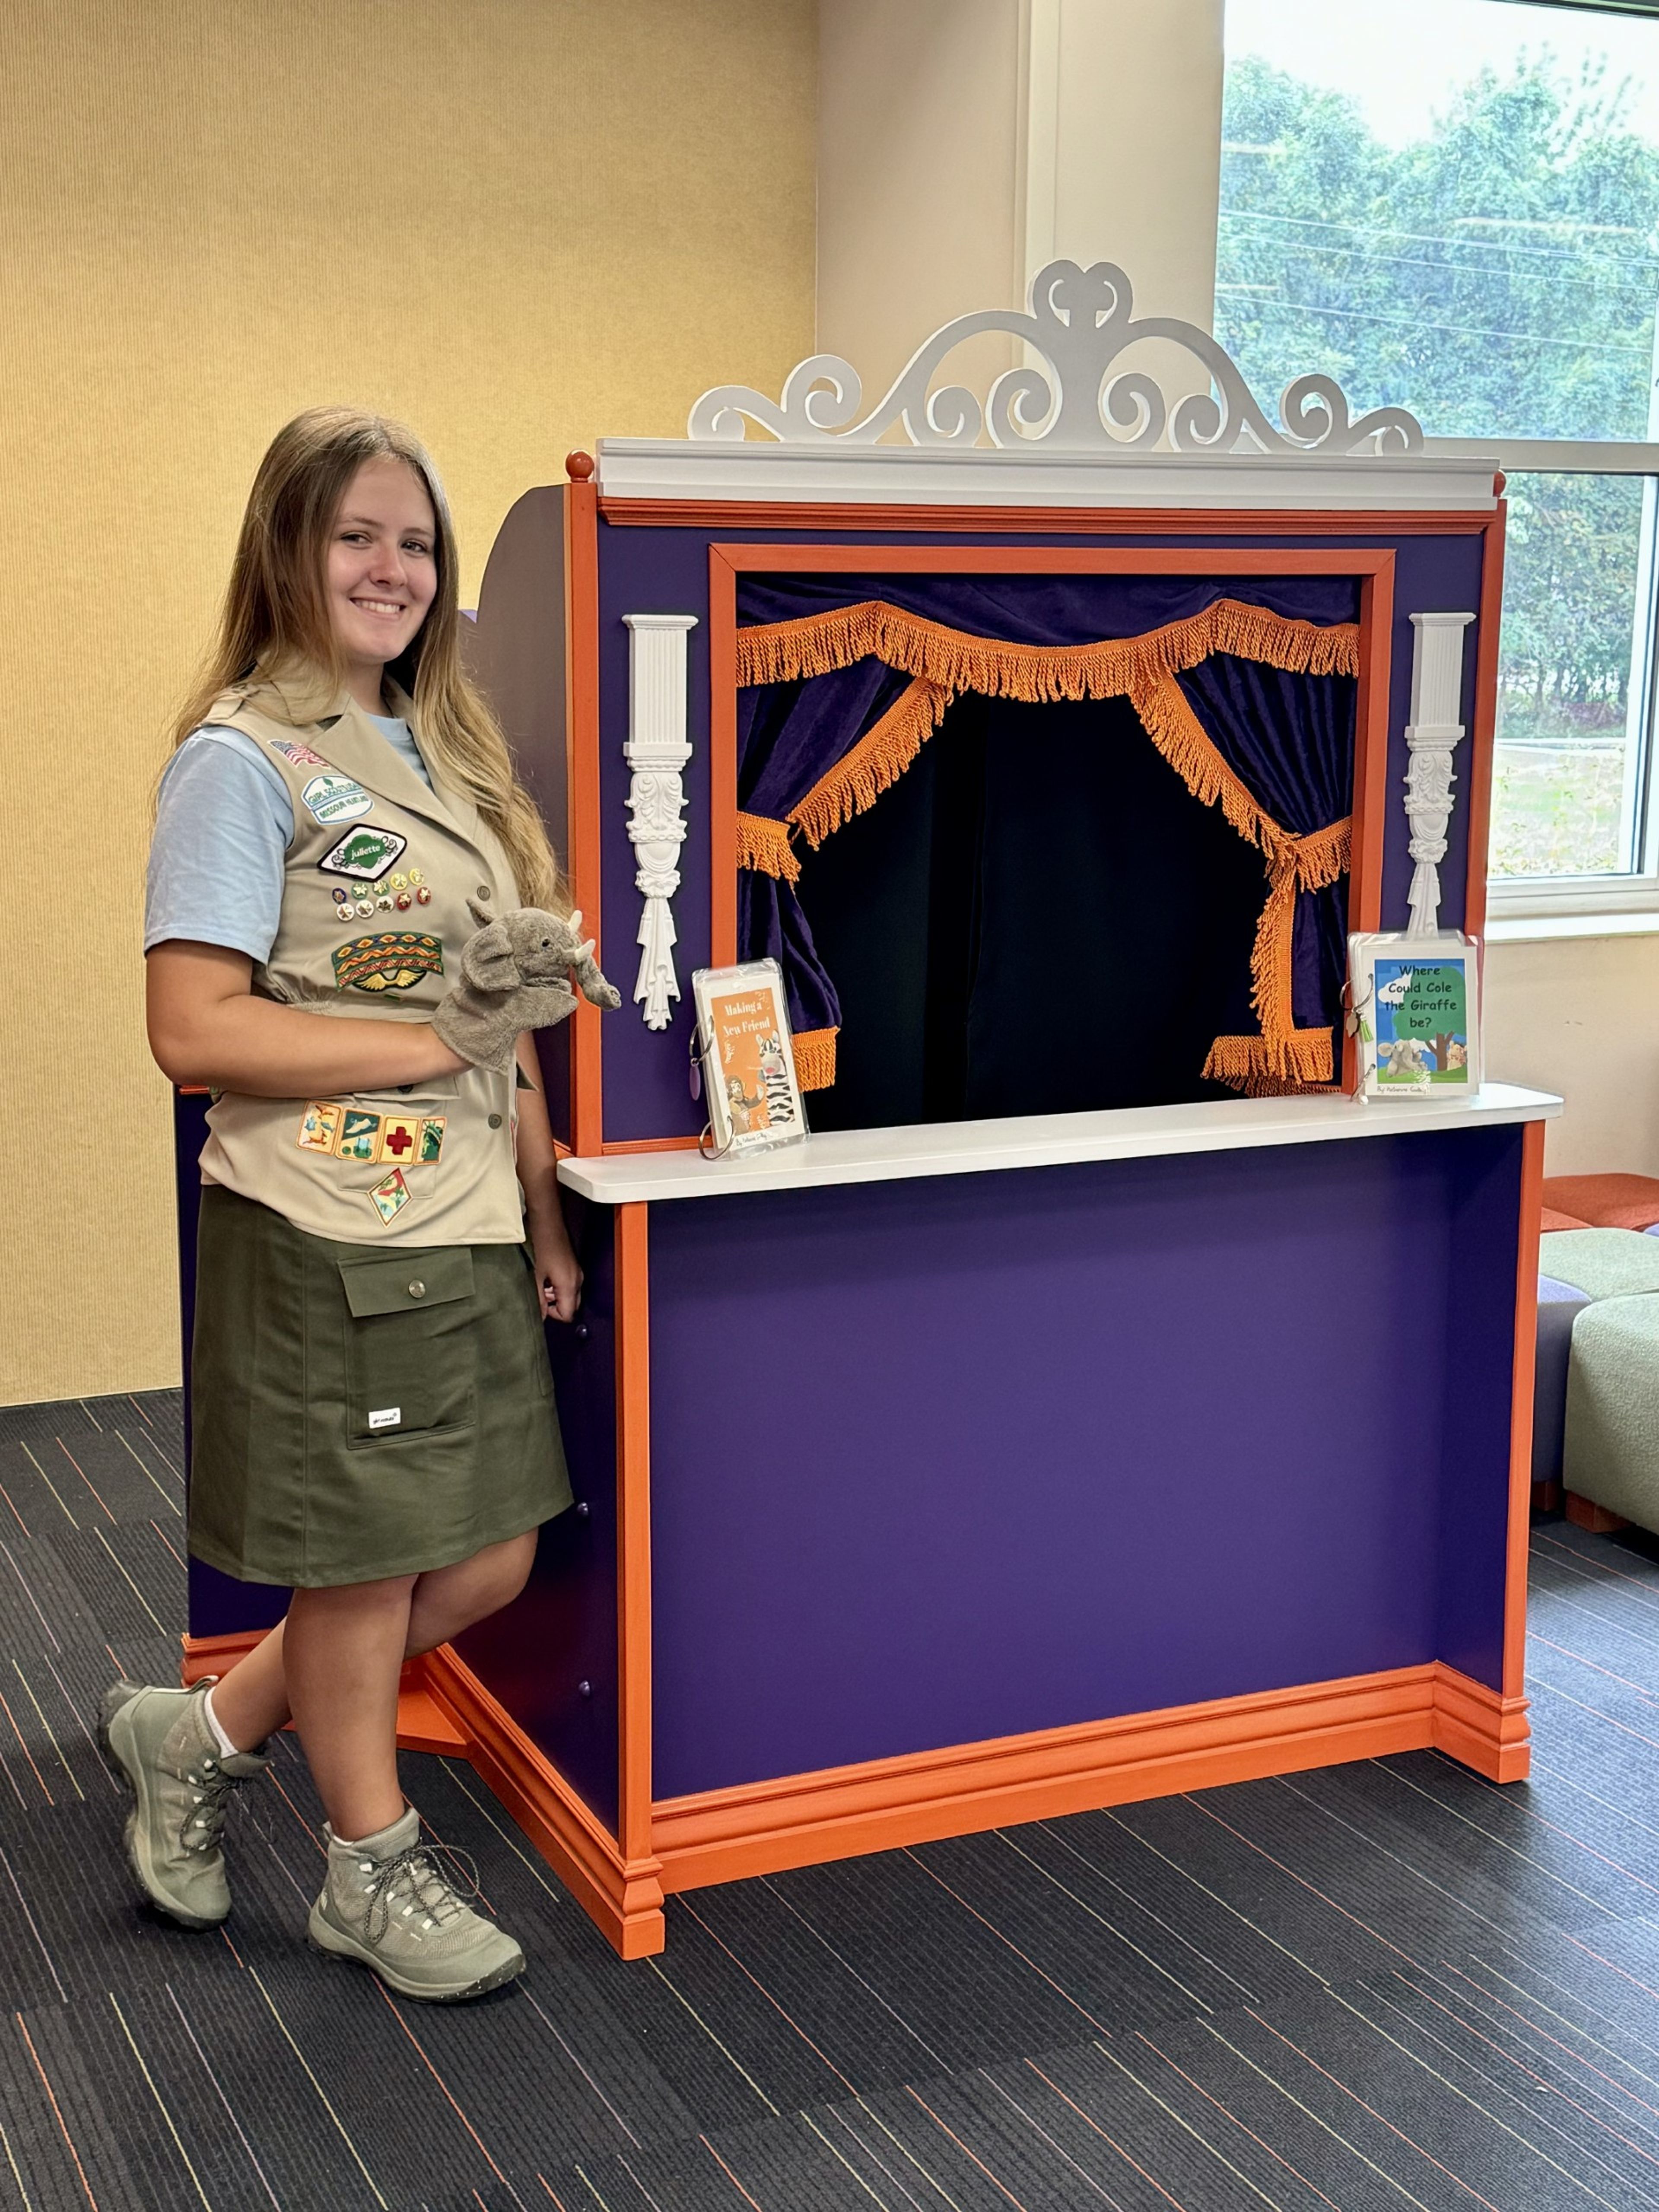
[178, 264, 1557, 1957]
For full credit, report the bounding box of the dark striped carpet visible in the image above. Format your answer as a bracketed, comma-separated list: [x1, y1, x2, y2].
[2, 1394, 1659, 2210]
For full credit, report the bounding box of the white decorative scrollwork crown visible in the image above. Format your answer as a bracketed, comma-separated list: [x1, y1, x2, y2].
[690, 260, 1422, 458]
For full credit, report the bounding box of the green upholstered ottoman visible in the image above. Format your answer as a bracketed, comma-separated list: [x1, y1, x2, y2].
[1539, 1228, 1659, 1302]
[1564, 1292, 1659, 1530]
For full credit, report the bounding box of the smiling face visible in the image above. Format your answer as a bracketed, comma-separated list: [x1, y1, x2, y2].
[325, 455, 439, 709]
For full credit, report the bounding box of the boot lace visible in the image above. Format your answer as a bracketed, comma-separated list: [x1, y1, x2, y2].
[357, 1840, 484, 1943]
[179, 1758, 243, 1855]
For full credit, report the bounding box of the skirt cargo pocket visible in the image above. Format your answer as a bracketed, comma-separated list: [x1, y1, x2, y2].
[337, 1248, 477, 1445]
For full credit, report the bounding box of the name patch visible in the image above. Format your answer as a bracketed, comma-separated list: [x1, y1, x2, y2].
[319, 826, 409, 880]
[301, 772, 374, 826]
[331, 932, 444, 994]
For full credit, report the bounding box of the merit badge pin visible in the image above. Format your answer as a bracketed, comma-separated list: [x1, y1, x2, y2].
[267, 739, 328, 769]
[301, 772, 374, 826]
[335, 1108, 381, 1161]
[296, 1101, 342, 1153]
[370, 1169, 411, 1224]
[318, 826, 408, 881]
[331, 931, 445, 995]
[417, 1116, 445, 1163]
[378, 1115, 420, 1165]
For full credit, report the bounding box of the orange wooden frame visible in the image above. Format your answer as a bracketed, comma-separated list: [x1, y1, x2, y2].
[413, 1644, 1526, 1957]
[605, 497, 1498, 539]
[709, 540, 1396, 1090]
[565, 480, 605, 1156]
[1502, 1122, 1546, 1719]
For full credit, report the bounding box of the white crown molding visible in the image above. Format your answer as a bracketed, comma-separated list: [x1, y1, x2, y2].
[593, 439, 1500, 513]
[690, 261, 1424, 459]
[622, 615, 698, 1031]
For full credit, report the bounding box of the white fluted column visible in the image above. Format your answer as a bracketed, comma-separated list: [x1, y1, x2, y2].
[1403, 610, 1476, 938]
[623, 614, 699, 1029]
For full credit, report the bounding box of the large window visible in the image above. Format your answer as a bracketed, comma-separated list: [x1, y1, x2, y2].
[1218, 0, 1659, 910]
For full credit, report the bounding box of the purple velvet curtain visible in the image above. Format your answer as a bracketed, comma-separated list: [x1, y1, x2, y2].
[737, 574, 1360, 1058]
[1174, 655, 1356, 1033]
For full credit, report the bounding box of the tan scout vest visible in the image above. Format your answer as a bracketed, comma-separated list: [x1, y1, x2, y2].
[196, 681, 528, 1246]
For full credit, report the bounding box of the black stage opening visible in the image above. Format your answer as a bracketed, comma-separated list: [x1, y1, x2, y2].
[796, 690, 1268, 1132]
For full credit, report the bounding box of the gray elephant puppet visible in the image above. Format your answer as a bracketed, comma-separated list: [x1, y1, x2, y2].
[432, 898, 622, 1074]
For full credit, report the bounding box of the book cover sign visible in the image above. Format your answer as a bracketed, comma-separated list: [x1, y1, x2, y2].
[1373, 956, 1471, 1087]
[691, 960, 807, 1157]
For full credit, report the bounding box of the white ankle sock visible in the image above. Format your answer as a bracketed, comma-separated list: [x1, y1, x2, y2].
[201, 1684, 239, 1758]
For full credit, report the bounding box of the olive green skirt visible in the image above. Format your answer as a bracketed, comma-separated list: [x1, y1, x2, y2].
[189, 1185, 572, 1588]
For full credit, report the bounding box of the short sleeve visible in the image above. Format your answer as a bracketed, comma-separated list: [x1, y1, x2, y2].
[144, 728, 295, 962]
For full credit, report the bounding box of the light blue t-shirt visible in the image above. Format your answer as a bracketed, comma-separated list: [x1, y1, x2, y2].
[144, 715, 432, 963]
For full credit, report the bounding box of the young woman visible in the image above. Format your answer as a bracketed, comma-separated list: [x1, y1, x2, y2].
[107, 406, 590, 2002]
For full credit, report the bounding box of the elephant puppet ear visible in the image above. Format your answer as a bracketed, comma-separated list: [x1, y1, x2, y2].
[461, 919, 521, 993]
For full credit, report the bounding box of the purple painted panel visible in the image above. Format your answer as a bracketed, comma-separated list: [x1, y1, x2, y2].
[454, 1195, 621, 1832]
[178, 1089, 289, 1641]
[593, 522, 1493, 1143]
[597, 527, 713, 1147]
[1438, 1126, 1525, 1678]
[645, 1128, 1517, 1798]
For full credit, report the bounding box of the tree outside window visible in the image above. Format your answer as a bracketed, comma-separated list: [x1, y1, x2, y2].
[1217, 0, 1659, 886]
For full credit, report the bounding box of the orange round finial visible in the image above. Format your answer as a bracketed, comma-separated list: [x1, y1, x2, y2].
[1493, 469, 1506, 497]
[566, 451, 595, 482]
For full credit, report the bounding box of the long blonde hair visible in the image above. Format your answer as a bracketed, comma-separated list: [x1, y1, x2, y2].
[174, 405, 564, 911]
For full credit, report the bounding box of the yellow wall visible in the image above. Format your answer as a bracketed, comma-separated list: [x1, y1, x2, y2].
[0, 0, 815, 1404]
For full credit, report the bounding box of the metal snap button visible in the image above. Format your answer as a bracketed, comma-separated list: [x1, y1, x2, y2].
[408, 1280, 426, 1299]
[477, 885, 492, 901]
[488, 1112, 503, 1128]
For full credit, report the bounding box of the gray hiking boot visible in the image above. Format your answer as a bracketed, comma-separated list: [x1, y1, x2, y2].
[100, 1678, 270, 1929]
[307, 1807, 524, 2002]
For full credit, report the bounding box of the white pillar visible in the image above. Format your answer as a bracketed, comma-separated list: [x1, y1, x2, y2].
[623, 615, 698, 1030]
[1403, 611, 1477, 938]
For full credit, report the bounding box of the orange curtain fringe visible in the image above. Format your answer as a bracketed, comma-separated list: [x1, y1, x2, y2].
[791, 1027, 837, 1092]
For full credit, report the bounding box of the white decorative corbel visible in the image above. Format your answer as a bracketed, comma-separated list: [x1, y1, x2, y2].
[623, 614, 698, 1029]
[1403, 611, 1477, 937]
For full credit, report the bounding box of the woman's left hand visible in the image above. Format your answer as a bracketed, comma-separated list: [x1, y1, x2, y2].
[532, 1221, 583, 1323]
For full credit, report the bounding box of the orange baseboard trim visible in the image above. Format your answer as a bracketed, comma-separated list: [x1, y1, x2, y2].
[648, 1660, 1530, 1893]
[1565, 1491, 1630, 1535]
[179, 1634, 467, 1756]
[182, 1637, 1529, 1955]
[421, 1643, 665, 1958]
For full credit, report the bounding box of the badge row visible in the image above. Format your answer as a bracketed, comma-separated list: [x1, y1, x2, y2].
[297, 1103, 445, 1167]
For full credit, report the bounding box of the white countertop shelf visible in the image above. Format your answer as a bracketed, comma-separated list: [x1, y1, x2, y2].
[557, 1083, 1560, 1206]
